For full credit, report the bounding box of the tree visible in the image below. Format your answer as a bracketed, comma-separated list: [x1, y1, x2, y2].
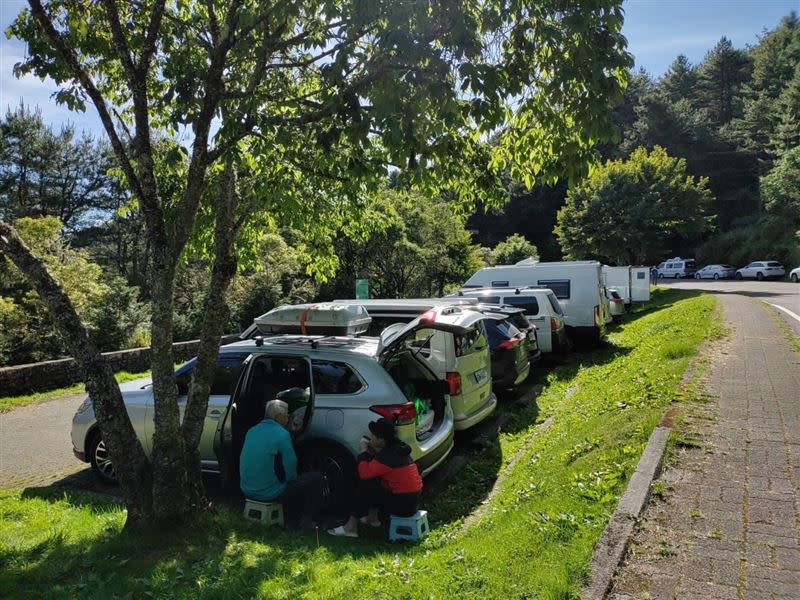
[489, 234, 538, 265]
[555, 146, 713, 265]
[695, 37, 752, 126]
[4, 0, 632, 525]
[0, 104, 124, 229]
[661, 55, 698, 103]
[762, 145, 800, 220]
[319, 190, 483, 299]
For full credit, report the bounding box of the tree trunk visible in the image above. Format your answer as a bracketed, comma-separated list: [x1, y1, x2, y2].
[181, 162, 240, 507]
[148, 247, 191, 521]
[0, 220, 153, 526]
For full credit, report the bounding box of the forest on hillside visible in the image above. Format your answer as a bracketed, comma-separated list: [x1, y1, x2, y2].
[1, 12, 798, 366]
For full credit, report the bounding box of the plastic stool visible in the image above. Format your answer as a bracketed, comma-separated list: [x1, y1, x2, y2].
[243, 499, 284, 526]
[388, 510, 429, 542]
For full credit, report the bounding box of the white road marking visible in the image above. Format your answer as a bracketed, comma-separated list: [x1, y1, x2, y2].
[767, 302, 800, 325]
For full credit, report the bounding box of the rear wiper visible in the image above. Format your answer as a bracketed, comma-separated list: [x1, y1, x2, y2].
[411, 333, 435, 360]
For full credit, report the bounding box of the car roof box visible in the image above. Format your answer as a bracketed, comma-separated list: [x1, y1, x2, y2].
[254, 303, 372, 336]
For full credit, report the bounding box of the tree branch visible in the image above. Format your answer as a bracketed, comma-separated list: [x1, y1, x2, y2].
[139, 0, 167, 73]
[27, 0, 143, 201]
[99, 0, 137, 82]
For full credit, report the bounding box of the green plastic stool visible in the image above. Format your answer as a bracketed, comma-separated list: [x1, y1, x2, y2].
[388, 510, 429, 542]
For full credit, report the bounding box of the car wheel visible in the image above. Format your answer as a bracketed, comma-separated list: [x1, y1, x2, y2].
[658, 273, 664, 279]
[756, 272, 764, 281]
[88, 431, 117, 484]
[713, 273, 720, 280]
[298, 442, 356, 514]
[695, 273, 701, 280]
[674, 273, 680, 279]
[792, 273, 798, 283]
[735, 272, 743, 280]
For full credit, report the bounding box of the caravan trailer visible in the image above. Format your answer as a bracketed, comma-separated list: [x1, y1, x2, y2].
[463, 261, 607, 342]
[630, 267, 651, 302]
[602, 266, 632, 306]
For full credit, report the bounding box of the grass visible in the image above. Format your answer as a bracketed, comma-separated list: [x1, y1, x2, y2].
[0, 288, 718, 599]
[0, 370, 151, 413]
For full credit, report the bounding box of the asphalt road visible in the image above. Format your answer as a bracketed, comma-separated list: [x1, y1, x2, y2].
[662, 278, 800, 338]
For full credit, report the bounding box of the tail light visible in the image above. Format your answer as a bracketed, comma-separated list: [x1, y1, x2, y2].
[446, 372, 462, 396]
[550, 317, 558, 331]
[419, 309, 437, 323]
[370, 402, 416, 425]
[499, 338, 521, 349]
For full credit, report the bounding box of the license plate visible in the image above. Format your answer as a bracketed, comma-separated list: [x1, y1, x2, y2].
[473, 369, 488, 384]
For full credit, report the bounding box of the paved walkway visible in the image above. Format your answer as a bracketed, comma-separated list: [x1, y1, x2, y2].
[0, 392, 91, 488]
[610, 294, 800, 600]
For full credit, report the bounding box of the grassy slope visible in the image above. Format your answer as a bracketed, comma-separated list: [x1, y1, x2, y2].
[0, 370, 151, 413]
[0, 289, 718, 599]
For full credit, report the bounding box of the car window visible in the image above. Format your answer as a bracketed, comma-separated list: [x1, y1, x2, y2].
[480, 295, 501, 304]
[175, 353, 248, 396]
[546, 293, 563, 315]
[766, 261, 781, 267]
[311, 360, 364, 394]
[537, 279, 570, 299]
[484, 318, 514, 346]
[490, 280, 509, 287]
[454, 322, 488, 357]
[502, 295, 539, 315]
[686, 261, 695, 268]
[636, 271, 646, 280]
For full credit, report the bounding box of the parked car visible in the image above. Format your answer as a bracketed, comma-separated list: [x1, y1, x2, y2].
[463, 260, 606, 343]
[448, 287, 569, 353]
[656, 258, 697, 279]
[482, 315, 531, 389]
[735, 261, 786, 280]
[475, 303, 542, 362]
[791, 266, 800, 283]
[72, 305, 472, 508]
[694, 264, 736, 280]
[324, 299, 498, 431]
[606, 288, 626, 320]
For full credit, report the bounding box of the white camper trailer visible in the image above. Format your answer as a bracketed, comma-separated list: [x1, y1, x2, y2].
[463, 260, 607, 342]
[602, 266, 632, 306]
[630, 267, 651, 302]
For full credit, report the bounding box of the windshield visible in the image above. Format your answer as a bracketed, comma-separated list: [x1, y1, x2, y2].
[453, 323, 488, 357]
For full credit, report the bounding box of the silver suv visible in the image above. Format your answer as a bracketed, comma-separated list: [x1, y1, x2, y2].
[71, 309, 465, 505]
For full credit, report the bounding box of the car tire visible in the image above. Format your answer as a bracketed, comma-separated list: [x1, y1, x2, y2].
[756, 272, 764, 281]
[713, 273, 720, 280]
[674, 273, 680, 279]
[658, 273, 664, 279]
[792, 273, 798, 283]
[88, 431, 117, 484]
[735, 272, 743, 280]
[695, 273, 701, 280]
[298, 442, 357, 515]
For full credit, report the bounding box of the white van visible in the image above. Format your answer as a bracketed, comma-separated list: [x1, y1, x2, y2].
[602, 266, 632, 306]
[463, 261, 607, 342]
[630, 267, 651, 302]
[656, 258, 696, 279]
[447, 287, 569, 353]
[329, 299, 497, 431]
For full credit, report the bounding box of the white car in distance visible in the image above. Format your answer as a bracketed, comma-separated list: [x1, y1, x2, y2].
[790, 266, 800, 283]
[694, 264, 736, 280]
[735, 261, 786, 281]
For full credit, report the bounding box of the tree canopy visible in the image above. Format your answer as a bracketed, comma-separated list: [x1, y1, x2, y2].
[555, 146, 713, 265]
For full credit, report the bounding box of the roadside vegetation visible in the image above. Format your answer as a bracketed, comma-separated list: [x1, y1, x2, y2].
[0, 288, 717, 599]
[0, 370, 150, 413]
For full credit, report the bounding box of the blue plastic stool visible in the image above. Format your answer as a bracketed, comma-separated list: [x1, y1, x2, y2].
[388, 510, 429, 542]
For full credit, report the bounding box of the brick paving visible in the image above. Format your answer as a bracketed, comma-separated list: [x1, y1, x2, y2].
[609, 294, 800, 600]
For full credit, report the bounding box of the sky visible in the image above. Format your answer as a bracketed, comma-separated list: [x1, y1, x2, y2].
[0, 0, 798, 137]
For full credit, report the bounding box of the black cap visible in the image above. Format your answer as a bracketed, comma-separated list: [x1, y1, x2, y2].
[368, 418, 396, 441]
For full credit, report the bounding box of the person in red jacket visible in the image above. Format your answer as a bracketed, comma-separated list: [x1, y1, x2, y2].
[328, 418, 423, 537]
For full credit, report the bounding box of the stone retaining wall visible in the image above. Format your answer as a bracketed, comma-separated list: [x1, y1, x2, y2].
[0, 334, 241, 397]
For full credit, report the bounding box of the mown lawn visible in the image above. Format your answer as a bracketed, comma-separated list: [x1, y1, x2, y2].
[0, 288, 719, 599]
[0, 370, 152, 413]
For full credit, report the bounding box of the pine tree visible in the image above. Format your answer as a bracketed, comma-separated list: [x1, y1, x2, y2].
[661, 55, 698, 102]
[696, 37, 752, 126]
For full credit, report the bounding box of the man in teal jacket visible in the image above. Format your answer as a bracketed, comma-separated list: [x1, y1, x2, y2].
[240, 399, 323, 529]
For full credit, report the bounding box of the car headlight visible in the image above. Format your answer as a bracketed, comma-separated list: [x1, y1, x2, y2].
[75, 396, 94, 416]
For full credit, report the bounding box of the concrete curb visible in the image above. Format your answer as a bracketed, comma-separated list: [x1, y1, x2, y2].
[581, 426, 671, 600]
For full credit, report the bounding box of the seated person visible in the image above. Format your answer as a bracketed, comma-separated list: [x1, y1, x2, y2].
[240, 399, 323, 529]
[328, 418, 422, 538]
